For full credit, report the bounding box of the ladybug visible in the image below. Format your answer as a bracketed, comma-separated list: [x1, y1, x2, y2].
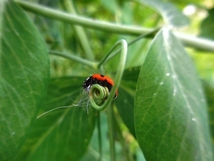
[82, 74, 118, 99]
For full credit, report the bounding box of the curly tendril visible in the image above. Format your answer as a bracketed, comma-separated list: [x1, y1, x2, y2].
[89, 84, 109, 110]
[89, 39, 128, 111]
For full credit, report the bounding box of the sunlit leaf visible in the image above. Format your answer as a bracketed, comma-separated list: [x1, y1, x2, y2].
[139, 0, 189, 27]
[0, 1, 49, 160]
[135, 28, 213, 160]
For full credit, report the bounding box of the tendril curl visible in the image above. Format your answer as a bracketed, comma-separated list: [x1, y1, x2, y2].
[89, 84, 109, 110]
[89, 39, 128, 111]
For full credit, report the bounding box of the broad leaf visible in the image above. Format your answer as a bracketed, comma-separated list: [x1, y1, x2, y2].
[135, 28, 213, 160]
[0, 1, 49, 160]
[140, 0, 189, 27]
[15, 77, 96, 161]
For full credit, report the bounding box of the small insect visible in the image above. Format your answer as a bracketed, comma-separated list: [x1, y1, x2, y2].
[37, 74, 118, 118]
[82, 74, 118, 99]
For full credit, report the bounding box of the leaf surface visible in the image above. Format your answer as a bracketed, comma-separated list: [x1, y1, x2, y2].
[15, 77, 96, 161]
[135, 28, 213, 161]
[0, 1, 49, 160]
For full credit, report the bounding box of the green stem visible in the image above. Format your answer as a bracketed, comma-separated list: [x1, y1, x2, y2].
[61, 0, 94, 60]
[16, 0, 214, 52]
[107, 103, 115, 161]
[49, 50, 97, 69]
[100, 29, 159, 64]
[114, 111, 134, 161]
[88, 40, 127, 161]
[173, 31, 214, 52]
[49, 30, 156, 70]
[97, 112, 102, 161]
[16, 0, 154, 35]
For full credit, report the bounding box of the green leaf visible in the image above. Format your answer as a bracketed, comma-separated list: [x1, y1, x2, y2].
[15, 77, 96, 161]
[135, 28, 213, 160]
[115, 66, 140, 137]
[139, 0, 189, 27]
[199, 8, 214, 40]
[0, 1, 49, 160]
[203, 81, 214, 143]
[100, 0, 118, 15]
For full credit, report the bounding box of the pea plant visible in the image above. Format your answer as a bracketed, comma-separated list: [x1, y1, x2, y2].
[1, 0, 214, 161]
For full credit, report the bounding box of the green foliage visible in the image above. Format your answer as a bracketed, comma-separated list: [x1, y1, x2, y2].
[139, 0, 189, 27]
[115, 66, 140, 137]
[15, 77, 96, 161]
[0, 1, 49, 160]
[0, 0, 214, 161]
[135, 29, 213, 160]
[199, 8, 214, 40]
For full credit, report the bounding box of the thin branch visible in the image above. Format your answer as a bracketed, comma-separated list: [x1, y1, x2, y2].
[49, 50, 97, 69]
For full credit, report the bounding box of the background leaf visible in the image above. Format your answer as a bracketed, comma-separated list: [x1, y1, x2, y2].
[15, 77, 96, 161]
[203, 82, 214, 143]
[115, 66, 140, 137]
[0, 1, 49, 160]
[135, 28, 213, 161]
[139, 0, 189, 27]
[199, 8, 214, 40]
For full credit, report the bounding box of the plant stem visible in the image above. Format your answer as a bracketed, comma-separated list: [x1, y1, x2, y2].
[49, 50, 97, 69]
[16, 0, 214, 52]
[61, 0, 94, 60]
[97, 112, 102, 161]
[107, 104, 115, 161]
[15, 1, 154, 35]
[173, 31, 214, 52]
[113, 111, 134, 161]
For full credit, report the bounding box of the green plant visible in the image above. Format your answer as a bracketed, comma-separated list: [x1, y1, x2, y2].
[1, 0, 214, 161]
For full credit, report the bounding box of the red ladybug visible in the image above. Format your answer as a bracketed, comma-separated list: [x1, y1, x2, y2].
[82, 74, 118, 99]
